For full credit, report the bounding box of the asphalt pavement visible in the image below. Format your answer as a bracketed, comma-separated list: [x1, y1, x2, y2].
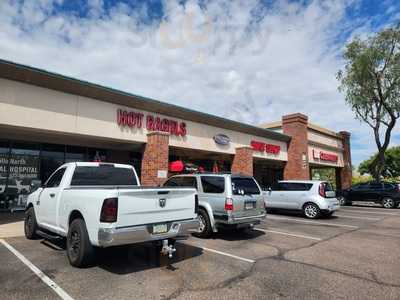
[1, 204, 400, 299]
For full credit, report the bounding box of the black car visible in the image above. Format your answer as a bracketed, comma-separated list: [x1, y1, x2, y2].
[338, 182, 400, 209]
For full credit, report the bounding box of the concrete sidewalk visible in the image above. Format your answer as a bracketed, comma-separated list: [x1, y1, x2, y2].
[0, 221, 24, 238]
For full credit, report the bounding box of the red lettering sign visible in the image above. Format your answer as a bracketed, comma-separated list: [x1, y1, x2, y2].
[250, 140, 280, 154]
[313, 149, 338, 162]
[117, 109, 186, 136]
[320, 152, 338, 162]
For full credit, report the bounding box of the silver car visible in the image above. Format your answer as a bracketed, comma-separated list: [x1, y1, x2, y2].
[164, 173, 266, 238]
[264, 180, 340, 219]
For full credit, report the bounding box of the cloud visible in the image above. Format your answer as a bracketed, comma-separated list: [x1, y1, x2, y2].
[0, 0, 399, 166]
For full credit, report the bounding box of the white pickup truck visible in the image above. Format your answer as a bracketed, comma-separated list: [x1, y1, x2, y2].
[24, 162, 199, 267]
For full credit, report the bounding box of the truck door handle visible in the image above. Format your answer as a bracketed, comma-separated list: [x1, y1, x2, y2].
[50, 193, 55, 198]
[36, 200, 40, 205]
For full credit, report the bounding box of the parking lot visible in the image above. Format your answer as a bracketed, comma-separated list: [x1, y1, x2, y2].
[1, 204, 400, 300]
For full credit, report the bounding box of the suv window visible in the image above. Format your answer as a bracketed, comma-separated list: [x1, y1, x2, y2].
[369, 183, 383, 190]
[353, 183, 369, 190]
[70, 165, 137, 186]
[274, 182, 312, 191]
[46, 168, 66, 188]
[384, 183, 395, 190]
[231, 177, 260, 195]
[164, 177, 197, 189]
[201, 176, 225, 193]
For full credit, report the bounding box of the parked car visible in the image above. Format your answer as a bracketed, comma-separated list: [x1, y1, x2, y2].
[25, 162, 199, 267]
[264, 180, 340, 219]
[338, 182, 400, 209]
[164, 173, 266, 238]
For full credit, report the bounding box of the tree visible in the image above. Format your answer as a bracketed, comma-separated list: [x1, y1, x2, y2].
[337, 24, 400, 182]
[359, 146, 400, 178]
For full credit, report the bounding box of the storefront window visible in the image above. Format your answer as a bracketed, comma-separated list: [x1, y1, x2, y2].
[0, 140, 10, 210]
[41, 144, 65, 182]
[7, 142, 40, 211]
[88, 148, 107, 162]
[65, 146, 86, 163]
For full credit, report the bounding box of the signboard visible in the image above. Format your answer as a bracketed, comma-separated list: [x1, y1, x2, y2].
[157, 170, 168, 179]
[312, 149, 338, 162]
[250, 140, 281, 154]
[213, 134, 230, 146]
[117, 109, 187, 136]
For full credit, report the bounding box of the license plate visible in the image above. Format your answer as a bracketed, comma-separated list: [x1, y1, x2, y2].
[153, 224, 168, 234]
[245, 201, 256, 210]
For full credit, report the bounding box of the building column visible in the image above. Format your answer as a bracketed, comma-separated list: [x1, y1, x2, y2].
[282, 113, 310, 180]
[231, 147, 253, 176]
[141, 132, 169, 186]
[339, 131, 352, 189]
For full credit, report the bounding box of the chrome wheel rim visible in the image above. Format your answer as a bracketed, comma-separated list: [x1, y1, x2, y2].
[198, 215, 206, 233]
[305, 205, 318, 218]
[383, 198, 394, 208]
[338, 196, 345, 205]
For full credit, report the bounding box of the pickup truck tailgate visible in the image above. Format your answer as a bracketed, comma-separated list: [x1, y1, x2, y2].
[116, 188, 197, 228]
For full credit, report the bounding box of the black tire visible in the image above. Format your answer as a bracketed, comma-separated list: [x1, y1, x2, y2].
[382, 197, 396, 209]
[67, 218, 96, 267]
[24, 206, 39, 239]
[193, 209, 212, 238]
[302, 203, 321, 219]
[338, 196, 351, 206]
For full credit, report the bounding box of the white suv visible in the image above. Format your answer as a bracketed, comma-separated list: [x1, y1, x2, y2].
[264, 180, 340, 219]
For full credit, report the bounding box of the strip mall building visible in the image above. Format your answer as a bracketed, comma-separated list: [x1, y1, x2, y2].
[0, 60, 352, 210]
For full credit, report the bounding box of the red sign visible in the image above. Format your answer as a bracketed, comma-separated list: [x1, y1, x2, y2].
[250, 140, 281, 154]
[117, 109, 186, 136]
[313, 150, 338, 162]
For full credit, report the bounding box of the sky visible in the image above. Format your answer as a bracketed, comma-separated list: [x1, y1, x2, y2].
[0, 0, 399, 167]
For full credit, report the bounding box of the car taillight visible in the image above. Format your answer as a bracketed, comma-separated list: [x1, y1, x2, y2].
[100, 197, 118, 223]
[194, 194, 199, 214]
[319, 183, 326, 198]
[225, 197, 234, 211]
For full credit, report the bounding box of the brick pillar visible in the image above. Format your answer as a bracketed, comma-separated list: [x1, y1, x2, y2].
[231, 147, 253, 176]
[339, 131, 352, 189]
[282, 113, 310, 180]
[141, 132, 169, 186]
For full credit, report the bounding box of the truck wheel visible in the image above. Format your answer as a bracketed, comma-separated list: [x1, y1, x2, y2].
[382, 197, 395, 209]
[24, 207, 39, 239]
[193, 209, 212, 238]
[67, 218, 96, 267]
[303, 203, 321, 219]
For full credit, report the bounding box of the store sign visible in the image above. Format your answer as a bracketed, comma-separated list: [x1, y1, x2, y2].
[250, 140, 281, 154]
[213, 134, 230, 146]
[312, 150, 338, 162]
[117, 109, 187, 136]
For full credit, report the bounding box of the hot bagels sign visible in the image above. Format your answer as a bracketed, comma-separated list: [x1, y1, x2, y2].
[117, 109, 187, 136]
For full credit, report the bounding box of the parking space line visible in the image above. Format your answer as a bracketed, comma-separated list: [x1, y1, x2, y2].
[255, 228, 322, 241]
[196, 246, 255, 264]
[339, 209, 398, 216]
[267, 215, 359, 229]
[334, 214, 381, 221]
[0, 239, 74, 300]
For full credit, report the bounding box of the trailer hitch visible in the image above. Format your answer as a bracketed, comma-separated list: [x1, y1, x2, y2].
[160, 239, 176, 258]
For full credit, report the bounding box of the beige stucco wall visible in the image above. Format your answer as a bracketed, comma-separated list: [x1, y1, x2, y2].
[0, 78, 287, 161]
[308, 129, 343, 149]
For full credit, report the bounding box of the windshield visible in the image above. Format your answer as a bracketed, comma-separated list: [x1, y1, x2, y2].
[231, 177, 260, 195]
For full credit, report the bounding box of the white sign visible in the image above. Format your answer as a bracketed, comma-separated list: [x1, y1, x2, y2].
[157, 170, 168, 179]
